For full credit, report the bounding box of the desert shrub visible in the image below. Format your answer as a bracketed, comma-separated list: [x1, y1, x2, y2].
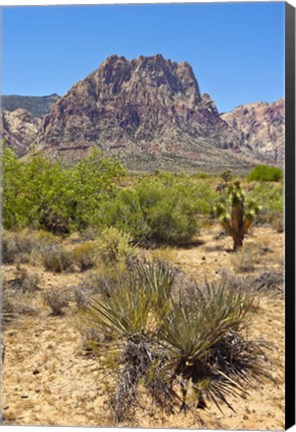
[2, 229, 59, 265]
[248, 183, 283, 212]
[7, 267, 40, 293]
[74, 269, 120, 309]
[73, 242, 97, 271]
[96, 178, 202, 246]
[42, 245, 74, 273]
[194, 172, 210, 179]
[2, 147, 125, 233]
[272, 213, 284, 233]
[96, 227, 134, 265]
[247, 165, 283, 182]
[43, 289, 69, 316]
[2, 278, 39, 326]
[251, 271, 283, 295]
[231, 244, 257, 273]
[2, 288, 15, 325]
[82, 259, 269, 421]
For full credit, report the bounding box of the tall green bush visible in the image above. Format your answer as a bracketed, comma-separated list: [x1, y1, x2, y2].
[95, 178, 200, 245]
[247, 165, 283, 182]
[2, 148, 125, 233]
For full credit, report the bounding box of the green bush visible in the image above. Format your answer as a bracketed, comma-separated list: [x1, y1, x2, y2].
[249, 183, 283, 212]
[247, 165, 283, 182]
[96, 227, 134, 265]
[95, 178, 203, 246]
[2, 148, 125, 233]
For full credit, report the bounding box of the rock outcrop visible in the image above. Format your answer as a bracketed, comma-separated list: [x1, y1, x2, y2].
[221, 99, 284, 164]
[37, 55, 253, 172]
[2, 109, 41, 156]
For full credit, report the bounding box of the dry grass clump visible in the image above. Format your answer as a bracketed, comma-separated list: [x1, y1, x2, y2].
[7, 267, 40, 293]
[74, 269, 119, 309]
[231, 244, 256, 273]
[2, 270, 40, 326]
[251, 271, 283, 296]
[2, 230, 59, 265]
[81, 259, 270, 423]
[254, 209, 283, 232]
[43, 289, 70, 316]
[271, 214, 284, 233]
[42, 245, 74, 273]
[72, 242, 97, 271]
[219, 268, 283, 297]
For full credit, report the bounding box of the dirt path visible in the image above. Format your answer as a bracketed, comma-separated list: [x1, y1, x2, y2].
[1, 226, 284, 429]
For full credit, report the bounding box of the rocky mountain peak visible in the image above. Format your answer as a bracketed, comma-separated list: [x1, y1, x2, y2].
[221, 98, 284, 163]
[33, 54, 282, 171]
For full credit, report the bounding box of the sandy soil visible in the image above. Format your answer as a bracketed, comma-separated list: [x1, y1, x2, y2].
[1, 226, 284, 429]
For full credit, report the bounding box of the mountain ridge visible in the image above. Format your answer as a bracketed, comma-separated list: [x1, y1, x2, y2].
[36, 54, 255, 171]
[2, 55, 284, 172]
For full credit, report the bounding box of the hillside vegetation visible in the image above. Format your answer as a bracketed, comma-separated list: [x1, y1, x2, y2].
[3, 148, 283, 246]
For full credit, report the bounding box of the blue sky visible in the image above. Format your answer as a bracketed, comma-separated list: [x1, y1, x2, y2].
[2, 2, 285, 113]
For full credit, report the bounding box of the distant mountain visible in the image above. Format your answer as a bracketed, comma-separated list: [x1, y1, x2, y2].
[2, 108, 41, 156]
[36, 54, 257, 172]
[2, 57, 284, 172]
[221, 99, 284, 165]
[2, 94, 60, 118]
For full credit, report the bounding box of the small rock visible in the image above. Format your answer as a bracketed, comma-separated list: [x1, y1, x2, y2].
[33, 369, 40, 375]
[21, 395, 29, 399]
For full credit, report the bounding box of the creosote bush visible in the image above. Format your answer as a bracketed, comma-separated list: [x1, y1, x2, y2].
[81, 259, 270, 422]
[42, 245, 74, 273]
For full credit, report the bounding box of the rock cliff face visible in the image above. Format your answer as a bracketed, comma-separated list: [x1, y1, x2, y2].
[2, 109, 41, 156]
[221, 99, 284, 164]
[37, 54, 252, 171]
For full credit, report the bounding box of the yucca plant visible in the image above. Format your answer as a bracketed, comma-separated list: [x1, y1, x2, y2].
[136, 258, 175, 317]
[80, 259, 176, 421]
[81, 260, 270, 422]
[215, 171, 261, 250]
[157, 281, 266, 412]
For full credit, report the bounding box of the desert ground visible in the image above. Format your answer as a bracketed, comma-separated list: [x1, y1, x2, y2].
[1, 224, 284, 430]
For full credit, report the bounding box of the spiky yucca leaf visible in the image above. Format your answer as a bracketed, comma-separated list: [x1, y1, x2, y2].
[85, 272, 152, 340]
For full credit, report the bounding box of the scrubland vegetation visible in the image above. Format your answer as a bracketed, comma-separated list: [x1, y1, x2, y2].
[1, 148, 284, 427]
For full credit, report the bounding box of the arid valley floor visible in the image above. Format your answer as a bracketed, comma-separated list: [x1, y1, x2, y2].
[2, 225, 284, 430]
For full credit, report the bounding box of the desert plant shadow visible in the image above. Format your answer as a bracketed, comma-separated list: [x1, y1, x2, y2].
[177, 239, 206, 249]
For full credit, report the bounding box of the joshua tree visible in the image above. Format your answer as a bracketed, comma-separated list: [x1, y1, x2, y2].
[215, 171, 260, 250]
